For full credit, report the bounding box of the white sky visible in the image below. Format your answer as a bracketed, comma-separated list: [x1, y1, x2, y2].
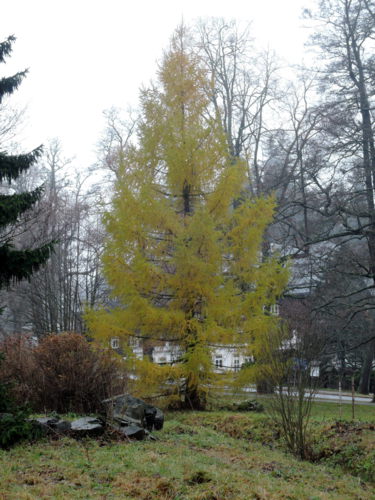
[1, 0, 314, 168]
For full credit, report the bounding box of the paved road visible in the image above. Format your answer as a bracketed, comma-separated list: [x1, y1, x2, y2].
[312, 392, 373, 405]
[241, 386, 374, 405]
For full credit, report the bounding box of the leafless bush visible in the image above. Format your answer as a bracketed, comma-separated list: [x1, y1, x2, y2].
[0, 335, 38, 405]
[0, 333, 127, 413]
[259, 325, 320, 459]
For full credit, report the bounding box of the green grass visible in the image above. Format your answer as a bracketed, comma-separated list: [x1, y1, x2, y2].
[213, 392, 375, 421]
[309, 400, 375, 421]
[0, 401, 374, 499]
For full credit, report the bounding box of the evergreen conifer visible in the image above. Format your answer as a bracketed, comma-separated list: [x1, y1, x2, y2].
[0, 36, 53, 290]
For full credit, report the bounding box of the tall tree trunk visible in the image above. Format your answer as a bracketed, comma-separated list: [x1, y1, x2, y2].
[358, 338, 375, 394]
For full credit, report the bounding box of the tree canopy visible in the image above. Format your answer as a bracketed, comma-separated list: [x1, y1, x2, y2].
[86, 28, 288, 409]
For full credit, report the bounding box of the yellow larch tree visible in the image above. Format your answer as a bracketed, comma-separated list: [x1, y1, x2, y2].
[85, 28, 289, 409]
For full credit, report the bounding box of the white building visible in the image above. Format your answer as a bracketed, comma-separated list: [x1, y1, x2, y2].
[110, 338, 253, 372]
[109, 305, 280, 372]
[211, 345, 253, 372]
[152, 342, 182, 364]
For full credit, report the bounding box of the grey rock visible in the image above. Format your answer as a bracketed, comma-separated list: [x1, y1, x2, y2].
[122, 425, 146, 440]
[70, 417, 104, 436]
[31, 417, 71, 434]
[33, 417, 59, 426]
[106, 420, 149, 440]
[113, 414, 142, 427]
[154, 408, 164, 430]
[102, 394, 164, 431]
[54, 420, 71, 432]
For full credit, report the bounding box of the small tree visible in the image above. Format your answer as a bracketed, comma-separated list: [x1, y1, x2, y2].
[0, 35, 53, 291]
[86, 28, 288, 409]
[259, 323, 320, 459]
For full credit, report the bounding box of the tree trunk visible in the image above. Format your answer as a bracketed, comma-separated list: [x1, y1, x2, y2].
[358, 338, 375, 394]
[256, 379, 274, 394]
[183, 382, 206, 410]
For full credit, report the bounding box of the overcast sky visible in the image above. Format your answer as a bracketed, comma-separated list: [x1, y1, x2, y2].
[2, 0, 314, 168]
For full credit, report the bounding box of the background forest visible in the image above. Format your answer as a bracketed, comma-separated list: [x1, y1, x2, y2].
[1, 0, 375, 398]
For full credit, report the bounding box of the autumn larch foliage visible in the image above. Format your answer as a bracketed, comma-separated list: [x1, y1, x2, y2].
[85, 28, 289, 409]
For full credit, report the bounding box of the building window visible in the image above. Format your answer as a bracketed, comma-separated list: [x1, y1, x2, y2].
[233, 357, 240, 371]
[215, 356, 223, 368]
[262, 304, 280, 316]
[270, 304, 280, 316]
[110, 337, 119, 349]
[128, 336, 140, 347]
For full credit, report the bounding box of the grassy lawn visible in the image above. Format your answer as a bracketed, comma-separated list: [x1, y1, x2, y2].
[309, 400, 375, 420]
[0, 401, 374, 499]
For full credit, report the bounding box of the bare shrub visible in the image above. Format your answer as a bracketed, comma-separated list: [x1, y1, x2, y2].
[0, 333, 127, 413]
[259, 325, 320, 460]
[0, 335, 39, 406]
